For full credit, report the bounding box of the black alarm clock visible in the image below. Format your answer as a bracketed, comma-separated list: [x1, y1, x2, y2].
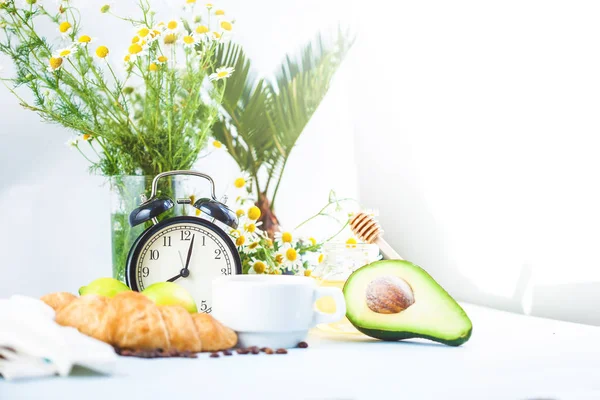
[125, 170, 242, 313]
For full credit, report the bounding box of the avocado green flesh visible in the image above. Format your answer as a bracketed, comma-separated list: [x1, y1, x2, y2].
[344, 260, 473, 346]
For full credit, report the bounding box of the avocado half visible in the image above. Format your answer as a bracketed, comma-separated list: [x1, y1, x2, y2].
[343, 260, 472, 347]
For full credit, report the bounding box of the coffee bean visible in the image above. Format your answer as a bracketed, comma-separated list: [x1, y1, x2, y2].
[275, 348, 288, 354]
[210, 352, 220, 358]
[223, 350, 233, 356]
[236, 348, 250, 355]
[249, 346, 259, 352]
[251, 348, 260, 355]
[297, 342, 309, 349]
[264, 348, 274, 355]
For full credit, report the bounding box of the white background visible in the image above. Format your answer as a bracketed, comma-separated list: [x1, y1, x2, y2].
[1, 0, 600, 325]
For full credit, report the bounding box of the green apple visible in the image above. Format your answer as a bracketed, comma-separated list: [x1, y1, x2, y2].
[142, 282, 197, 313]
[79, 277, 131, 297]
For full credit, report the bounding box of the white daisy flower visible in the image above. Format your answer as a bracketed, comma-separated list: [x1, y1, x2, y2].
[180, 34, 197, 48]
[242, 220, 263, 242]
[274, 230, 297, 249]
[162, 32, 178, 47]
[54, 46, 75, 59]
[76, 34, 95, 46]
[47, 56, 64, 72]
[210, 66, 234, 81]
[219, 20, 233, 32]
[232, 171, 251, 190]
[165, 19, 181, 34]
[57, 21, 73, 36]
[282, 247, 302, 272]
[156, 55, 169, 64]
[248, 259, 267, 275]
[65, 137, 78, 147]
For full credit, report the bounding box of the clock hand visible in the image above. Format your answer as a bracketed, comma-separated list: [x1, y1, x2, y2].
[178, 251, 186, 268]
[166, 273, 182, 282]
[183, 234, 195, 272]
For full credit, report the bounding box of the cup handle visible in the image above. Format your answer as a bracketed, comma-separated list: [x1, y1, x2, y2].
[312, 287, 347, 327]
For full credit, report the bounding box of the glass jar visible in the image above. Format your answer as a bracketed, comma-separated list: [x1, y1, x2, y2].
[312, 242, 381, 334]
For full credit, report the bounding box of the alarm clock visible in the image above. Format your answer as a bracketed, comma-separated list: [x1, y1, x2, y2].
[125, 170, 242, 313]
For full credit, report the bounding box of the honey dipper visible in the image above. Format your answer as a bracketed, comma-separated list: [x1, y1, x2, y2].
[349, 212, 404, 260]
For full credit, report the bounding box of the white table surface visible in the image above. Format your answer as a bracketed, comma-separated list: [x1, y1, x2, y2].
[2, 303, 600, 400]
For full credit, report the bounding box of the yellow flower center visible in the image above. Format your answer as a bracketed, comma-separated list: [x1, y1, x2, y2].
[151, 29, 162, 38]
[59, 49, 71, 57]
[245, 223, 256, 233]
[206, 3, 213, 8]
[212, 31, 222, 39]
[187, 0, 196, 3]
[49, 57, 63, 70]
[95, 46, 109, 58]
[82, 134, 92, 141]
[235, 209, 245, 217]
[163, 34, 177, 45]
[217, 70, 228, 78]
[215, 9, 224, 15]
[78, 35, 91, 43]
[131, 36, 140, 44]
[234, 177, 246, 188]
[138, 28, 150, 37]
[247, 206, 261, 221]
[281, 232, 293, 243]
[286, 248, 298, 262]
[304, 269, 312, 277]
[220, 21, 232, 31]
[183, 35, 195, 44]
[128, 43, 143, 54]
[309, 237, 317, 246]
[236, 236, 246, 246]
[318, 254, 324, 264]
[149, 63, 158, 71]
[167, 20, 178, 30]
[212, 140, 222, 148]
[157, 55, 168, 63]
[58, 21, 71, 33]
[266, 239, 273, 248]
[195, 25, 209, 34]
[230, 229, 241, 238]
[346, 238, 357, 245]
[248, 242, 259, 249]
[253, 261, 266, 274]
[275, 254, 284, 264]
[124, 54, 131, 62]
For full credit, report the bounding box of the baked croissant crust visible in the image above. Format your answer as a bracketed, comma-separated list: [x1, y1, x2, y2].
[41, 291, 234, 353]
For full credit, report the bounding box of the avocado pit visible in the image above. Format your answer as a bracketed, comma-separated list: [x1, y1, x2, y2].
[365, 275, 415, 314]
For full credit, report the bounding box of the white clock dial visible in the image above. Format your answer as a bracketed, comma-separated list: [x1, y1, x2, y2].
[134, 222, 237, 313]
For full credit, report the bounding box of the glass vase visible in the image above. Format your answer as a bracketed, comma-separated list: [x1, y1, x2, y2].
[109, 175, 201, 282]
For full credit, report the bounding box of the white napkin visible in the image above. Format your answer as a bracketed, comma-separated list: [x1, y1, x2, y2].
[0, 295, 117, 381]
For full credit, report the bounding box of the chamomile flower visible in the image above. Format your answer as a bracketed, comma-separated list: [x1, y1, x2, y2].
[214, 9, 224, 16]
[55, 47, 75, 59]
[212, 139, 223, 149]
[47, 57, 63, 72]
[209, 66, 234, 81]
[95, 45, 109, 59]
[148, 62, 159, 72]
[136, 27, 153, 42]
[58, 21, 72, 35]
[156, 55, 168, 64]
[250, 260, 266, 274]
[210, 31, 222, 41]
[128, 43, 145, 57]
[219, 20, 233, 31]
[346, 237, 357, 248]
[235, 234, 246, 247]
[206, 3, 213, 9]
[194, 24, 210, 40]
[165, 19, 181, 33]
[282, 247, 302, 272]
[65, 137, 78, 147]
[181, 35, 196, 47]
[275, 231, 297, 249]
[242, 220, 262, 242]
[163, 33, 178, 47]
[233, 171, 250, 189]
[82, 133, 92, 141]
[247, 206, 261, 221]
[76, 35, 95, 46]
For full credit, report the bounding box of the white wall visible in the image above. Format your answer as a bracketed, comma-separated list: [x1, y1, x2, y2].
[0, 0, 358, 297]
[351, 0, 600, 324]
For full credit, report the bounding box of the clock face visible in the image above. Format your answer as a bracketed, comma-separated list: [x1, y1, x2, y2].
[127, 217, 241, 313]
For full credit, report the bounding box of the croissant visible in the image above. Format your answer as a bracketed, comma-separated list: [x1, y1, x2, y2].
[42, 291, 235, 353]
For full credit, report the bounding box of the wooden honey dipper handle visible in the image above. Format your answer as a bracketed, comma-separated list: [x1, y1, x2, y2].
[349, 212, 404, 260]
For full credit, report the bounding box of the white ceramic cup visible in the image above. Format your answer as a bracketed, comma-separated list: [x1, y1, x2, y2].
[212, 275, 346, 349]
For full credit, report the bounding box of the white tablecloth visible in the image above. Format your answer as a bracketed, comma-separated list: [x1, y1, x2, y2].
[2, 304, 599, 400]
